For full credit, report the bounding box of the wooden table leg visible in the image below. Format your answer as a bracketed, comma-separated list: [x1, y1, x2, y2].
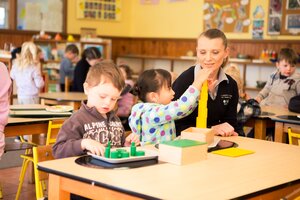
[49, 174, 70, 200]
[275, 122, 284, 143]
[254, 119, 267, 140]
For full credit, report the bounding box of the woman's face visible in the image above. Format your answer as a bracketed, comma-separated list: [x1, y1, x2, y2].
[196, 36, 229, 76]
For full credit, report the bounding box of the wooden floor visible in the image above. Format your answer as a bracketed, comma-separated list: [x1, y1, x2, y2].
[0, 166, 36, 200]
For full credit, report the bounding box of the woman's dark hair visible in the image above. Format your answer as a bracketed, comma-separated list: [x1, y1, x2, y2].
[119, 64, 133, 79]
[132, 69, 172, 102]
[11, 47, 22, 61]
[198, 28, 228, 68]
[82, 47, 101, 60]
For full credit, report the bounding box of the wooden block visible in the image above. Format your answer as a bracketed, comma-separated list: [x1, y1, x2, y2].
[181, 127, 214, 145]
[158, 139, 207, 165]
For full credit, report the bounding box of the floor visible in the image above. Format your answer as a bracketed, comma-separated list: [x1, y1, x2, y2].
[0, 166, 36, 200]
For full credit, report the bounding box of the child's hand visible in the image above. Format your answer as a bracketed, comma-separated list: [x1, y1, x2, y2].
[81, 139, 105, 156]
[212, 122, 238, 137]
[192, 68, 213, 90]
[124, 133, 140, 147]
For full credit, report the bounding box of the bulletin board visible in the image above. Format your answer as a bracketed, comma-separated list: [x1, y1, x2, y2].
[76, 0, 121, 21]
[17, 0, 64, 32]
[203, 0, 251, 33]
[268, 0, 300, 35]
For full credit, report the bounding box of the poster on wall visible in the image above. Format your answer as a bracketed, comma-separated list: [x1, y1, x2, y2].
[76, 0, 121, 21]
[252, 5, 265, 39]
[268, 0, 282, 35]
[203, 0, 251, 33]
[286, 0, 300, 9]
[286, 14, 300, 33]
[17, 0, 63, 32]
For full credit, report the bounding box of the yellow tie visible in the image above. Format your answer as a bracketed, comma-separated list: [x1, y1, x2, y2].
[196, 81, 208, 128]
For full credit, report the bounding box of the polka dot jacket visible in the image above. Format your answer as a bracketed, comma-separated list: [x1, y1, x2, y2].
[129, 85, 200, 144]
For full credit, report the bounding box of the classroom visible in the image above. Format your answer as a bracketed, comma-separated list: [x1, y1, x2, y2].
[1, 0, 300, 199]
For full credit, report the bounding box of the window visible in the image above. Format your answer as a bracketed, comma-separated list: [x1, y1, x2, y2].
[0, 0, 9, 29]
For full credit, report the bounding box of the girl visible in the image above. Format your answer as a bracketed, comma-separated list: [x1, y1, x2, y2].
[10, 41, 44, 104]
[129, 68, 212, 145]
[72, 47, 102, 92]
[117, 64, 135, 130]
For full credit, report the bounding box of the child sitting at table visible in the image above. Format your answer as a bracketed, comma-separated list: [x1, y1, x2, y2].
[10, 41, 44, 104]
[224, 64, 261, 137]
[0, 62, 12, 159]
[59, 44, 79, 92]
[129, 68, 212, 145]
[256, 48, 300, 106]
[117, 64, 135, 130]
[53, 61, 140, 159]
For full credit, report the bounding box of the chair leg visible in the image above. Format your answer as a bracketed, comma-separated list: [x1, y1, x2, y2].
[15, 159, 30, 200]
[0, 184, 3, 199]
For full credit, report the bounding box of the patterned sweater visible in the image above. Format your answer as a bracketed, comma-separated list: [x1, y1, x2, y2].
[129, 85, 200, 144]
[257, 71, 300, 106]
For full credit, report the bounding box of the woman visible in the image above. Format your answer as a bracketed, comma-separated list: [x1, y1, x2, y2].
[172, 28, 239, 137]
[72, 47, 102, 92]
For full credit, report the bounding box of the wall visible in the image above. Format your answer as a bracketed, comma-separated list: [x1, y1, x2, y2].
[67, 0, 300, 40]
[67, 0, 132, 37]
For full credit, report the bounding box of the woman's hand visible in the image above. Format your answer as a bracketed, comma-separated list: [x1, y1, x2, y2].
[81, 139, 105, 156]
[124, 133, 140, 147]
[212, 122, 238, 137]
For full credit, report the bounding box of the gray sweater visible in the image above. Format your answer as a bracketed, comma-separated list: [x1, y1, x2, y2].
[53, 101, 125, 159]
[257, 71, 300, 106]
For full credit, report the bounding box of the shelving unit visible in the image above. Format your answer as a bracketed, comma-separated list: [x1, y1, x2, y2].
[33, 38, 112, 92]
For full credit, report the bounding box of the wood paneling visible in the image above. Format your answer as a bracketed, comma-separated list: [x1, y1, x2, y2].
[0, 32, 299, 61]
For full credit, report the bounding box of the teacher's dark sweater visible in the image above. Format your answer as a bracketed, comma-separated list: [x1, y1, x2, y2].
[172, 66, 239, 136]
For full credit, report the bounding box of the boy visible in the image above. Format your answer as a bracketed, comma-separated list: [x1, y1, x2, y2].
[53, 61, 140, 159]
[59, 44, 79, 92]
[256, 48, 300, 106]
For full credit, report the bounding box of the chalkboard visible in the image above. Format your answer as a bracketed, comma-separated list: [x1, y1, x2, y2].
[203, 0, 251, 33]
[17, 0, 65, 32]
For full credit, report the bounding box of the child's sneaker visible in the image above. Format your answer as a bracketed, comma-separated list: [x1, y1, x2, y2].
[14, 136, 21, 143]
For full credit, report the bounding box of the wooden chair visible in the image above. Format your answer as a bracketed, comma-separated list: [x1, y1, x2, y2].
[288, 128, 300, 146]
[64, 76, 72, 92]
[46, 119, 64, 145]
[15, 119, 63, 199]
[32, 145, 54, 199]
[1, 142, 35, 199]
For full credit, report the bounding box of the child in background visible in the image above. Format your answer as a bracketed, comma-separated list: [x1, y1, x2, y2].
[53, 61, 140, 159]
[224, 64, 261, 137]
[117, 64, 135, 130]
[73, 47, 102, 92]
[256, 48, 300, 106]
[59, 44, 79, 92]
[129, 68, 212, 145]
[10, 41, 44, 104]
[0, 62, 12, 159]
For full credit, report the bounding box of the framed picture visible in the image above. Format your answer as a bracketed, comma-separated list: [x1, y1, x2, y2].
[268, 16, 281, 34]
[286, 0, 300, 9]
[286, 14, 300, 32]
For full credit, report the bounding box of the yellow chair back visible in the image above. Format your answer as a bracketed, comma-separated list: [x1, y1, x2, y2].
[46, 119, 64, 145]
[288, 128, 300, 146]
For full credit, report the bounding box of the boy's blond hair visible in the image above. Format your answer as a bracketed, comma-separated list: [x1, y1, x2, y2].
[85, 60, 125, 91]
[15, 41, 38, 69]
[224, 64, 244, 97]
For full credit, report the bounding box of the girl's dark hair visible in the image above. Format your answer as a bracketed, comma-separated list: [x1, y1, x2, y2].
[198, 28, 228, 68]
[82, 47, 101, 60]
[119, 64, 133, 79]
[132, 69, 172, 102]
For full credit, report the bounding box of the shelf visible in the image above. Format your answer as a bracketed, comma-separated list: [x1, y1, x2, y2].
[245, 87, 262, 91]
